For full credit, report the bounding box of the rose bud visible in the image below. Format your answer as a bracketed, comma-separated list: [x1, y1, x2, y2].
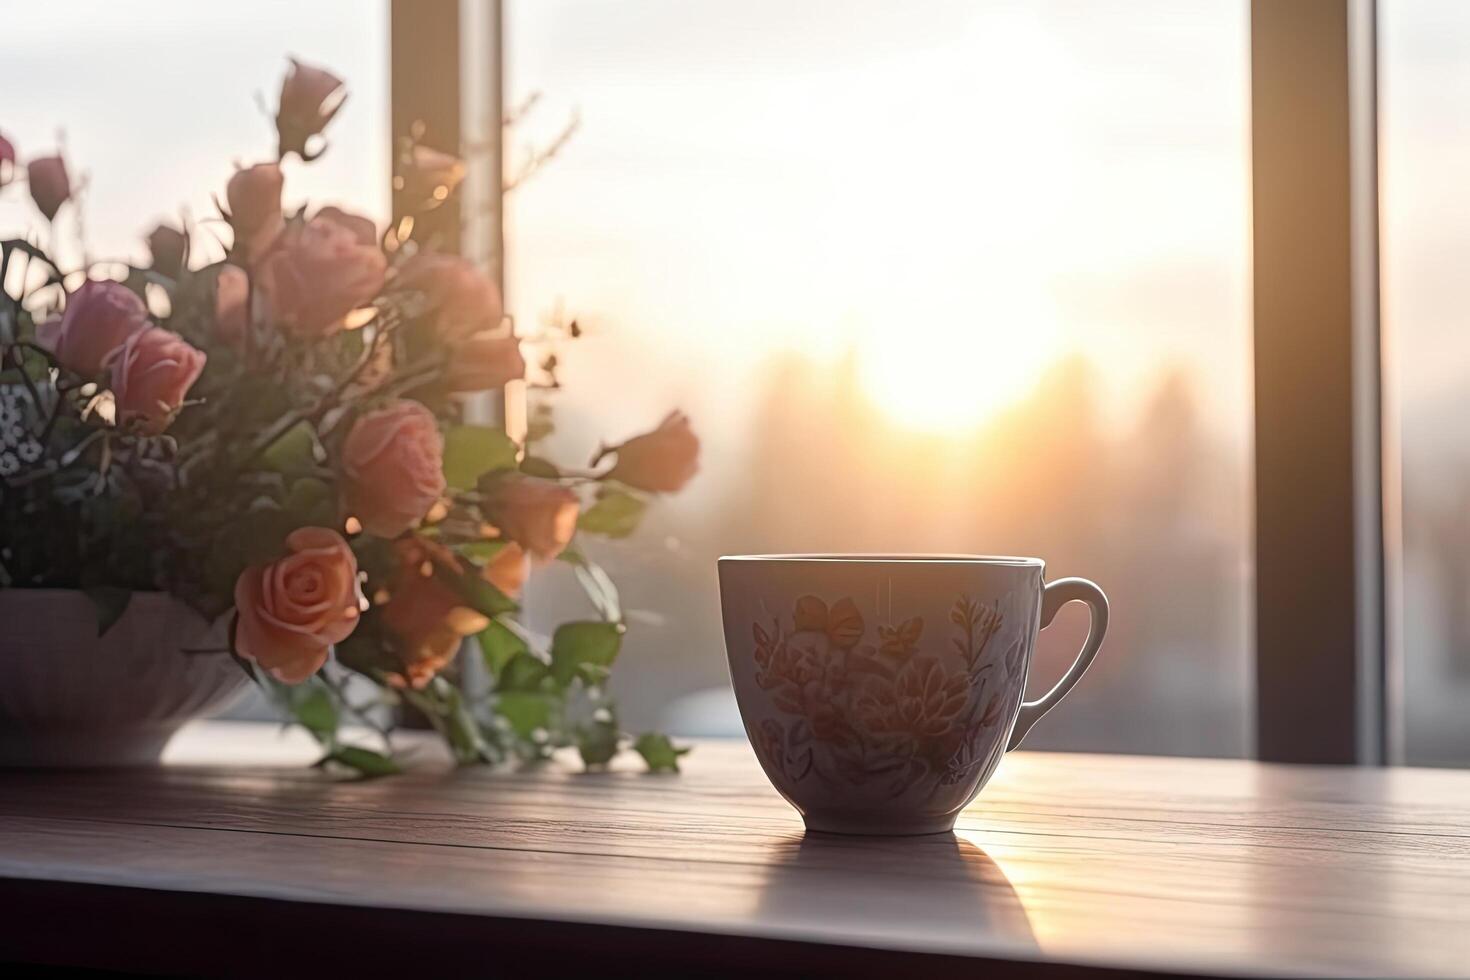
[234, 527, 362, 684]
[27, 155, 70, 222]
[225, 162, 285, 264]
[36, 279, 151, 377]
[448, 333, 525, 392]
[107, 326, 207, 435]
[275, 57, 347, 159]
[342, 400, 446, 539]
[257, 208, 386, 339]
[146, 223, 188, 279]
[482, 541, 530, 598]
[483, 476, 579, 561]
[0, 132, 15, 186]
[393, 253, 502, 341]
[213, 264, 249, 351]
[380, 536, 489, 689]
[600, 411, 700, 493]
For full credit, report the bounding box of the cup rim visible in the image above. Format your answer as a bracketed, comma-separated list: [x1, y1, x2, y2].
[718, 553, 1044, 566]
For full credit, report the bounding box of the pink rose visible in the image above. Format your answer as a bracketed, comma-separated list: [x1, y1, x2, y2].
[258, 208, 386, 339]
[36, 280, 151, 377]
[0, 132, 15, 186]
[146, 223, 188, 279]
[107, 327, 207, 435]
[601, 411, 700, 493]
[275, 58, 346, 158]
[27, 155, 70, 222]
[225, 163, 285, 264]
[342, 400, 446, 538]
[448, 333, 524, 392]
[234, 527, 362, 684]
[484, 477, 579, 561]
[393, 253, 502, 341]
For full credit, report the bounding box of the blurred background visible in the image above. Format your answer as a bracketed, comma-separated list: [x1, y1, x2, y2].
[2, 0, 1465, 762]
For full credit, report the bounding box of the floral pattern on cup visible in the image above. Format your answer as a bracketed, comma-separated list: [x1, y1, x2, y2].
[751, 593, 1020, 798]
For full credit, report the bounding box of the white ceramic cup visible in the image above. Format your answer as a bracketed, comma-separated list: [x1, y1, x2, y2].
[719, 555, 1107, 835]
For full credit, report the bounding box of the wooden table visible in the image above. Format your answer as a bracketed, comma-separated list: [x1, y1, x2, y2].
[0, 722, 1468, 978]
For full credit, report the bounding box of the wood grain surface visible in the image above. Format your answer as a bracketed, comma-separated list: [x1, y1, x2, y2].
[1, 722, 1468, 978]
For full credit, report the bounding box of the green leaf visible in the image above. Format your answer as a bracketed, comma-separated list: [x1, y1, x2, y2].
[435, 680, 489, 764]
[284, 477, 335, 527]
[442, 424, 519, 490]
[260, 420, 320, 475]
[324, 745, 401, 777]
[439, 562, 518, 617]
[577, 488, 647, 539]
[549, 621, 623, 687]
[497, 691, 552, 738]
[291, 684, 339, 742]
[478, 620, 528, 680]
[458, 539, 508, 562]
[578, 716, 621, 767]
[633, 732, 690, 773]
[558, 548, 622, 622]
[498, 651, 551, 692]
[84, 587, 132, 637]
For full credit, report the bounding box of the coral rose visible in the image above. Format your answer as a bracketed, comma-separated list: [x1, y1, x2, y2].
[276, 58, 347, 159]
[27, 155, 70, 221]
[258, 208, 386, 339]
[341, 400, 446, 538]
[380, 537, 488, 689]
[107, 327, 207, 435]
[393, 253, 502, 341]
[482, 541, 530, 597]
[146, 223, 188, 279]
[225, 163, 284, 264]
[234, 527, 362, 684]
[601, 411, 700, 493]
[448, 333, 524, 392]
[483, 477, 578, 561]
[36, 280, 151, 377]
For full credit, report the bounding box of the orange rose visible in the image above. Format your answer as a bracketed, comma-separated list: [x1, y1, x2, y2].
[448, 333, 524, 392]
[106, 326, 207, 435]
[225, 163, 285, 264]
[257, 208, 386, 339]
[234, 527, 362, 684]
[341, 400, 446, 538]
[483, 477, 579, 561]
[393, 253, 502, 341]
[601, 411, 699, 493]
[482, 541, 530, 597]
[380, 537, 489, 689]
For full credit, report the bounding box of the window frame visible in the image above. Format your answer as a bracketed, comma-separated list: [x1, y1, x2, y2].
[395, 0, 1397, 764]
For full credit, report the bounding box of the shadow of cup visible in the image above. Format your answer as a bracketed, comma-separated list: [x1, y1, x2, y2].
[754, 832, 1037, 955]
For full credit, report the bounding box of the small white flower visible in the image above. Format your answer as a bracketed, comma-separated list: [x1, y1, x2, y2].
[16, 441, 41, 463]
[0, 451, 19, 476]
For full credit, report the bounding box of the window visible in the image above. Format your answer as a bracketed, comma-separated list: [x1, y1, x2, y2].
[505, 0, 1253, 755]
[1380, 0, 1470, 766]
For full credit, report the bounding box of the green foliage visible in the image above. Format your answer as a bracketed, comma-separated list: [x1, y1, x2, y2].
[550, 621, 623, 686]
[577, 487, 647, 538]
[477, 620, 528, 680]
[633, 733, 690, 773]
[324, 745, 401, 777]
[442, 424, 519, 490]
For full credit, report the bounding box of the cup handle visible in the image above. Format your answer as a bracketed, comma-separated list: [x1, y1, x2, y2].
[1006, 577, 1109, 751]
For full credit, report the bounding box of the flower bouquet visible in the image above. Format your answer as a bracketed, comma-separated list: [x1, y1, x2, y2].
[0, 59, 698, 774]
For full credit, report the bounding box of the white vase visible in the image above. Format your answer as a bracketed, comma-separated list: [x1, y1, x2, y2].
[0, 589, 251, 766]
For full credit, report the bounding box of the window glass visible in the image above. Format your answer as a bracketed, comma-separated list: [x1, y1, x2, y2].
[506, 0, 1253, 755]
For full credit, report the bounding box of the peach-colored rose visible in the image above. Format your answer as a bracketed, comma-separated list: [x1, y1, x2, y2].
[27, 155, 70, 221]
[225, 163, 285, 264]
[107, 327, 207, 435]
[484, 477, 579, 561]
[341, 400, 446, 538]
[276, 58, 347, 158]
[379, 537, 488, 689]
[393, 253, 502, 341]
[36, 280, 151, 377]
[602, 411, 700, 493]
[146, 223, 187, 279]
[234, 527, 362, 684]
[258, 208, 386, 339]
[214, 265, 249, 351]
[448, 333, 524, 392]
[482, 541, 530, 597]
